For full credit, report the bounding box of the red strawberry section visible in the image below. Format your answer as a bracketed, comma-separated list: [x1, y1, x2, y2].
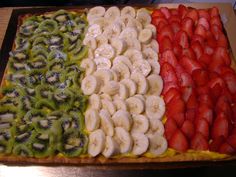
[152, 4, 236, 154]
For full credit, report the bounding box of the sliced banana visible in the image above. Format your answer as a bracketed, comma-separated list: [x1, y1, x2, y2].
[126, 38, 141, 50]
[83, 36, 97, 50]
[89, 17, 108, 31]
[88, 129, 106, 157]
[88, 48, 94, 59]
[126, 96, 145, 114]
[89, 94, 102, 110]
[101, 99, 116, 115]
[93, 69, 113, 86]
[119, 27, 138, 40]
[136, 10, 151, 26]
[147, 59, 160, 75]
[121, 6, 136, 18]
[88, 6, 106, 20]
[100, 109, 114, 136]
[102, 81, 120, 96]
[114, 127, 133, 154]
[118, 83, 129, 99]
[94, 44, 115, 60]
[113, 98, 128, 111]
[111, 69, 120, 82]
[132, 114, 149, 133]
[131, 133, 149, 156]
[133, 60, 151, 77]
[147, 134, 167, 156]
[143, 47, 158, 61]
[96, 34, 108, 47]
[146, 119, 164, 136]
[80, 58, 97, 76]
[110, 38, 127, 55]
[100, 93, 112, 101]
[145, 24, 157, 38]
[112, 62, 130, 80]
[127, 18, 143, 33]
[121, 15, 132, 26]
[131, 72, 149, 94]
[103, 23, 122, 40]
[112, 110, 132, 131]
[113, 55, 132, 71]
[102, 136, 119, 158]
[120, 79, 137, 97]
[134, 94, 145, 102]
[94, 57, 112, 70]
[124, 49, 143, 63]
[142, 39, 159, 53]
[81, 75, 100, 95]
[145, 95, 165, 120]
[147, 74, 163, 96]
[85, 108, 100, 132]
[87, 24, 102, 38]
[104, 6, 120, 22]
[138, 29, 152, 44]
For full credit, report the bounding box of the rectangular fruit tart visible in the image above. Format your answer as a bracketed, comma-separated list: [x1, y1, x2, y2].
[0, 4, 236, 164]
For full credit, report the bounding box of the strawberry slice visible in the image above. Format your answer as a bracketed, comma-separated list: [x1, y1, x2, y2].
[204, 45, 214, 56]
[211, 112, 229, 140]
[158, 36, 173, 53]
[179, 56, 202, 74]
[191, 34, 205, 47]
[169, 129, 189, 152]
[191, 41, 203, 59]
[181, 48, 196, 60]
[211, 25, 223, 40]
[198, 94, 213, 108]
[169, 113, 185, 127]
[178, 4, 188, 18]
[216, 95, 233, 120]
[209, 7, 220, 18]
[181, 86, 193, 103]
[160, 50, 178, 67]
[199, 54, 211, 67]
[210, 16, 222, 30]
[198, 9, 210, 21]
[186, 90, 198, 109]
[194, 25, 207, 39]
[195, 118, 210, 139]
[170, 21, 181, 34]
[191, 132, 209, 150]
[170, 9, 179, 16]
[209, 135, 225, 152]
[163, 88, 181, 105]
[185, 108, 197, 122]
[213, 47, 231, 66]
[160, 7, 171, 19]
[175, 64, 194, 87]
[197, 104, 213, 125]
[169, 15, 181, 23]
[159, 25, 174, 41]
[219, 142, 235, 154]
[165, 118, 178, 140]
[151, 9, 165, 18]
[175, 30, 189, 49]
[197, 17, 210, 30]
[222, 72, 236, 95]
[162, 81, 180, 95]
[192, 69, 209, 86]
[167, 97, 186, 118]
[197, 86, 210, 96]
[173, 43, 182, 58]
[181, 119, 195, 139]
[181, 17, 194, 37]
[160, 62, 178, 84]
[186, 9, 199, 23]
[151, 17, 168, 28]
[217, 33, 228, 48]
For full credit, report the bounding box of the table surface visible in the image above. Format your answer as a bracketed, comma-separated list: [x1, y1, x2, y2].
[1, 5, 236, 177]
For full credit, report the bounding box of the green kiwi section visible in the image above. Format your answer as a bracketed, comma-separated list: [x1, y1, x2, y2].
[0, 10, 89, 158]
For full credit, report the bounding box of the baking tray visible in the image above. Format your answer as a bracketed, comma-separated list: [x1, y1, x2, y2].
[0, 4, 236, 168]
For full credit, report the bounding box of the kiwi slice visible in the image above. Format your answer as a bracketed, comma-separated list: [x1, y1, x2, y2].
[23, 109, 46, 124]
[27, 58, 47, 70]
[0, 129, 14, 154]
[70, 91, 88, 113]
[32, 36, 48, 47]
[47, 111, 64, 121]
[48, 50, 67, 61]
[13, 144, 33, 157]
[30, 131, 55, 158]
[31, 45, 48, 60]
[24, 87, 36, 97]
[53, 88, 73, 110]
[18, 95, 35, 112]
[15, 132, 33, 145]
[7, 73, 28, 87]
[69, 45, 88, 61]
[58, 129, 87, 157]
[36, 19, 58, 35]
[35, 99, 56, 110]
[43, 71, 65, 85]
[67, 38, 81, 53]
[35, 85, 54, 100]
[9, 50, 29, 62]
[1, 85, 24, 98]
[0, 97, 19, 107]
[19, 18, 40, 37]
[0, 106, 18, 123]
[69, 111, 85, 132]
[26, 70, 45, 87]
[53, 10, 73, 23]
[8, 60, 26, 72]
[48, 60, 64, 71]
[33, 118, 61, 136]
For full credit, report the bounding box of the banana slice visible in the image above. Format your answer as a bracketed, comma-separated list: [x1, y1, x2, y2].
[113, 55, 132, 71]
[147, 119, 164, 136]
[131, 133, 149, 156]
[145, 96, 165, 120]
[93, 69, 113, 86]
[81, 75, 100, 95]
[121, 6, 136, 18]
[145, 24, 157, 38]
[83, 36, 97, 50]
[124, 49, 143, 63]
[133, 60, 151, 77]
[114, 17, 126, 30]
[101, 99, 116, 115]
[88, 129, 106, 157]
[136, 10, 151, 26]
[126, 96, 145, 114]
[147, 74, 163, 96]
[120, 79, 137, 97]
[114, 127, 133, 154]
[138, 29, 152, 44]
[88, 48, 94, 59]
[100, 109, 114, 136]
[80, 58, 97, 76]
[112, 62, 130, 80]
[119, 27, 138, 40]
[89, 94, 102, 110]
[87, 24, 102, 38]
[147, 134, 167, 156]
[102, 81, 120, 96]
[88, 6, 106, 20]
[89, 17, 108, 30]
[111, 69, 120, 82]
[127, 18, 143, 33]
[96, 34, 108, 47]
[103, 23, 122, 40]
[118, 83, 129, 99]
[125, 38, 141, 50]
[110, 38, 127, 55]
[100, 93, 112, 101]
[131, 72, 149, 94]
[94, 44, 115, 60]
[94, 57, 112, 70]
[134, 94, 145, 102]
[147, 59, 160, 75]
[112, 110, 132, 131]
[85, 108, 100, 132]
[121, 15, 132, 26]
[142, 39, 159, 53]
[102, 136, 119, 158]
[143, 47, 158, 61]
[113, 98, 128, 111]
[132, 114, 149, 133]
[104, 6, 121, 22]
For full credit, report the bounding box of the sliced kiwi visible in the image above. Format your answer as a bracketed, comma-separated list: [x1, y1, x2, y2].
[19, 95, 35, 112]
[13, 144, 33, 157]
[36, 19, 58, 35]
[53, 88, 73, 110]
[35, 99, 56, 110]
[19, 18, 40, 36]
[48, 50, 67, 61]
[24, 87, 36, 97]
[15, 131, 33, 144]
[53, 10, 73, 23]
[1, 85, 24, 98]
[48, 59, 64, 71]
[0, 106, 18, 123]
[69, 111, 85, 132]
[70, 91, 88, 113]
[0, 97, 19, 107]
[9, 50, 28, 62]
[27, 58, 47, 70]
[23, 109, 46, 124]
[47, 111, 64, 121]
[69, 45, 88, 61]
[35, 84, 54, 100]
[67, 38, 81, 53]
[32, 36, 48, 47]
[0, 133, 14, 154]
[26, 70, 45, 87]
[33, 118, 61, 136]
[30, 45, 48, 60]
[7, 73, 27, 87]
[8, 60, 26, 72]
[43, 71, 65, 85]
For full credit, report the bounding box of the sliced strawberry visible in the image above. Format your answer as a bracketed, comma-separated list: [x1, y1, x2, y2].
[195, 118, 210, 139]
[211, 112, 229, 140]
[151, 9, 165, 18]
[160, 50, 178, 67]
[159, 25, 174, 41]
[198, 94, 214, 109]
[196, 86, 210, 96]
[169, 15, 181, 23]
[175, 64, 194, 87]
[191, 132, 209, 151]
[159, 36, 173, 53]
[164, 118, 178, 140]
[181, 48, 196, 60]
[204, 45, 214, 56]
[175, 30, 189, 49]
[151, 17, 168, 28]
[208, 76, 225, 90]
[170, 9, 179, 16]
[178, 4, 188, 18]
[167, 97, 185, 117]
[160, 7, 171, 19]
[199, 54, 211, 67]
[163, 87, 181, 105]
[169, 129, 189, 152]
[210, 16, 222, 30]
[209, 7, 220, 18]
[186, 90, 198, 109]
[186, 9, 199, 23]
[211, 25, 223, 40]
[209, 81, 223, 101]
[217, 33, 228, 48]
[227, 134, 236, 150]
[207, 36, 217, 48]
[181, 119, 195, 139]
[209, 135, 225, 152]
[181, 17, 194, 37]
[191, 34, 205, 46]
[197, 17, 210, 30]
[222, 72, 236, 95]
[220, 66, 235, 75]
[192, 69, 209, 86]
[179, 56, 202, 74]
[160, 62, 178, 84]
[198, 9, 210, 21]
[191, 41, 203, 59]
[162, 81, 180, 95]
[194, 25, 207, 39]
[173, 43, 182, 58]
[169, 113, 185, 127]
[170, 21, 181, 34]
[197, 104, 213, 125]
[219, 142, 235, 154]
[185, 108, 196, 122]
[216, 95, 233, 120]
